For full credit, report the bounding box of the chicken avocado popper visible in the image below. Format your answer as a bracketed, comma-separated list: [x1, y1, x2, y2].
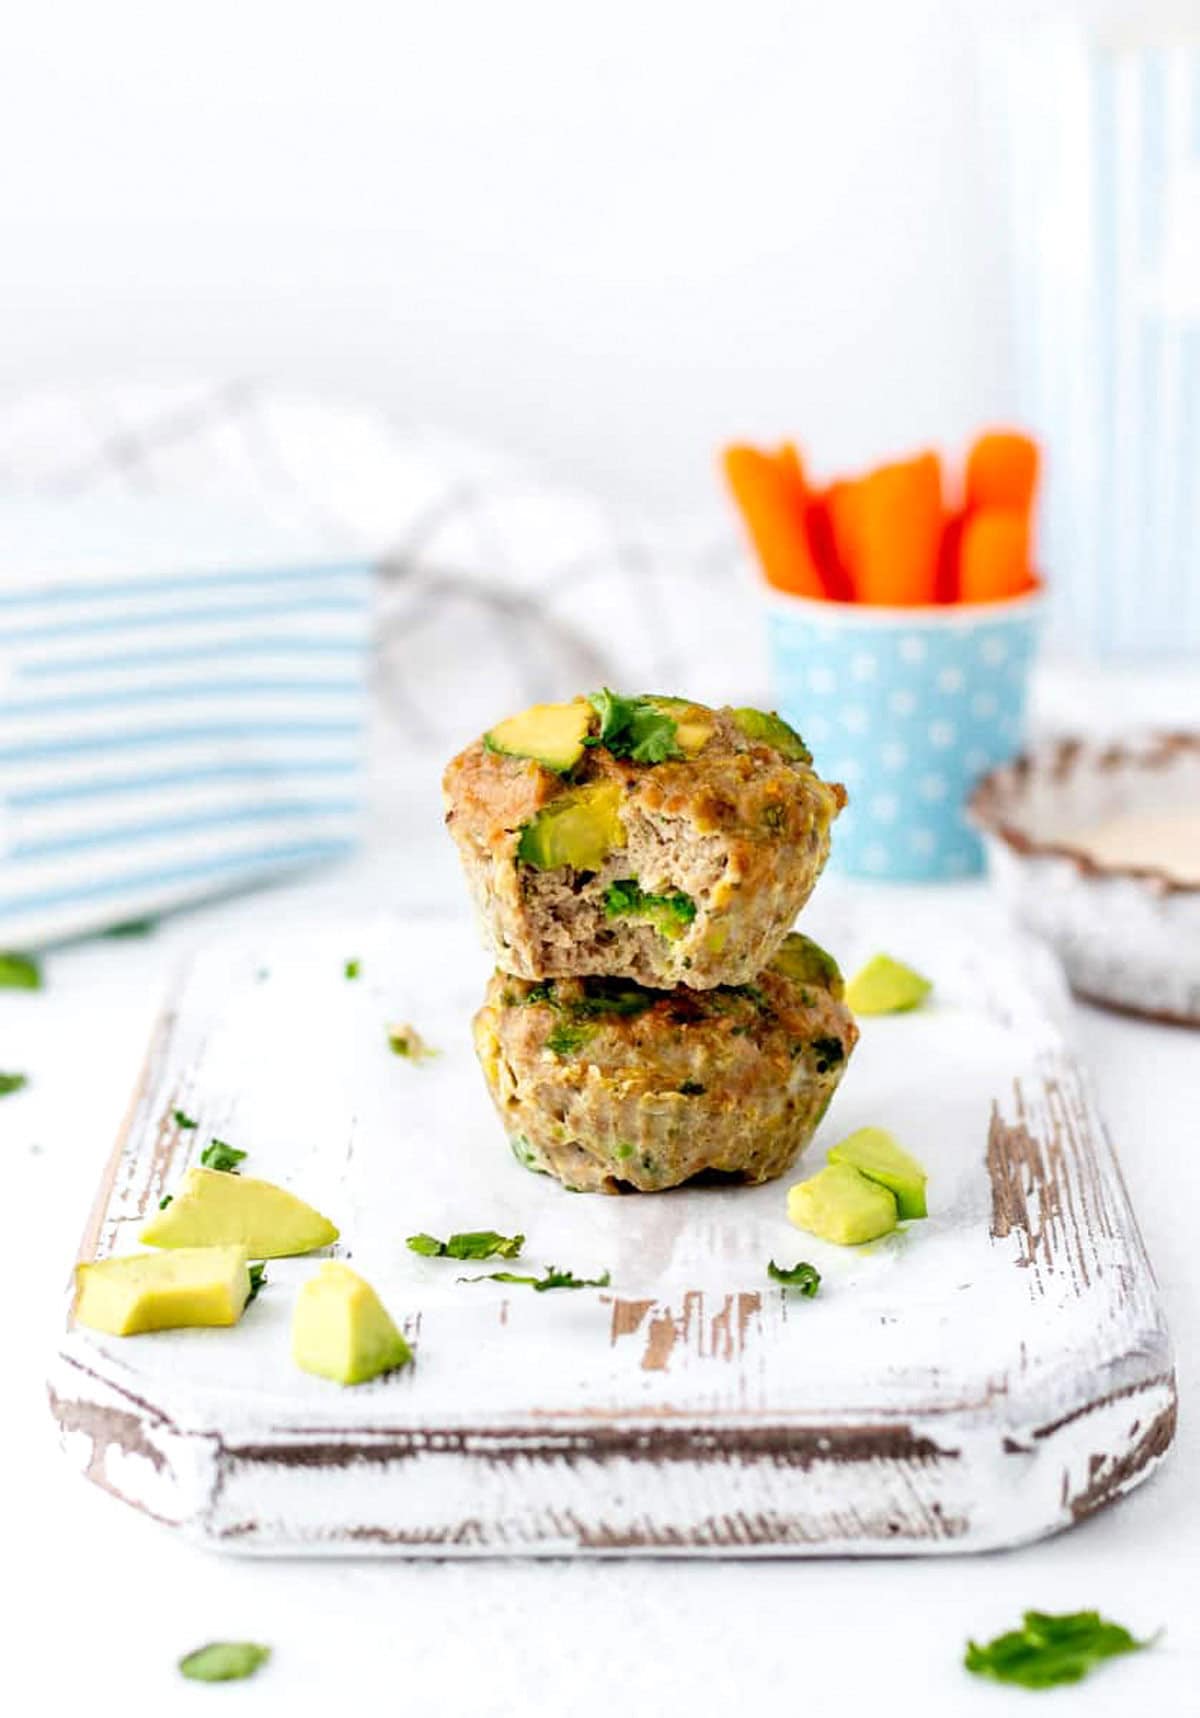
[444, 691, 845, 989]
[473, 931, 858, 1194]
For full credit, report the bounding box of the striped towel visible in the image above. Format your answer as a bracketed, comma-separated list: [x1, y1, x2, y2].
[1, 497, 372, 948]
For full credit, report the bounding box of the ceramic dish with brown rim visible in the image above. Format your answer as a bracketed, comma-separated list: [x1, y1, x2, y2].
[970, 733, 1200, 1025]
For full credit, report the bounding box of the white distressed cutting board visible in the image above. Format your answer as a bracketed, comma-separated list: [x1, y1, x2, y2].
[50, 905, 1175, 1556]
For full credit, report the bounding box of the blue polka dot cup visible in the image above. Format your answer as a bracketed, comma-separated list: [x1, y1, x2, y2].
[766, 591, 1043, 880]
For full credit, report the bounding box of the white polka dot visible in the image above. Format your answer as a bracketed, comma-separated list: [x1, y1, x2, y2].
[928, 719, 957, 749]
[869, 792, 900, 823]
[898, 635, 927, 664]
[841, 705, 869, 734]
[888, 689, 917, 717]
[936, 666, 965, 693]
[863, 842, 890, 873]
[918, 773, 948, 802]
[880, 740, 909, 771]
[910, 828, 936, 855]
[808, 665, 837, 694]
[805, 713, 831, 743]
[850, 652, 878, 682]
[971, 691, 998, 719]
[980, 636, 1008, 665]
[833, 757, 863, 784]
[965, 748, 989, 775]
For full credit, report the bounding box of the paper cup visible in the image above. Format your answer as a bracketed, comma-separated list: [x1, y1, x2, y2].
[766, 591, 1043, 881]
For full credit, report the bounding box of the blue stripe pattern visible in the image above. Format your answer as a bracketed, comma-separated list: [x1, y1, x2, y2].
[1, 554, 372, 944]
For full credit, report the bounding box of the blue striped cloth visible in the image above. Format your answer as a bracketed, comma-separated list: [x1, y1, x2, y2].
[0, 502, 372, 947]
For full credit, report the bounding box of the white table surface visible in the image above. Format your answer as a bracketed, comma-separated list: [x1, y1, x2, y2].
[8, 698, 1200, 1717]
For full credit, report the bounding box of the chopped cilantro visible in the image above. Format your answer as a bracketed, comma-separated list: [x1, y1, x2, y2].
[158, 1194, 173, 1209]
[246, 1262, 268, 1304]
[0, 952, 41, 990]
[768, 1259, 821, 1296]
[545, 1021, 593, 1058]
[461, 1265, 611, 1292]
[102, 917, 158, 938]
[509, 1135, 546, 1174]
[604, 878, 697, 941]
[407, 1230, 525, 1260]
[811, 1036, 845, 1074]
[172, 1109, 198, 1130]
[344, 958, 360, 979]
[587, 689, 682, 764]
[0, 1072, 28, 1097]
[523, 980, 557, 1005]
[200, 1138, 246, 1173]
[964, 1611, 1158, 1690]
[179, 1642, 271, 1683]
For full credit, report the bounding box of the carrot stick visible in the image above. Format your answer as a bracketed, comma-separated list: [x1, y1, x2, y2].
[854, 451, 943, 604]
[722, 443, 826, 599]
[965, 431, 1039, 515]
[959, 508, 1036, 603]
[803, 492, 855, 602]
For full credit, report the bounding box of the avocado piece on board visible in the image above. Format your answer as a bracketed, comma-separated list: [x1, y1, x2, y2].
[292, 1261, 412, 1385]
[517, 780, 625, 871]
[845, 952, 932, 1015]
[769, 931, 844, 997]
[787, 1162, 898, 1245]
[829, 1125, 928, 1219]
[141, 1167, 339, 1257]
[484, 699, 592, 773]
[730, 707, 812, 763]
[74, 1245, 251, 1335]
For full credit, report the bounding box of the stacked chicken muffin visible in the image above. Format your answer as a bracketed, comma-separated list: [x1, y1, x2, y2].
[444, 691, 857, 1194]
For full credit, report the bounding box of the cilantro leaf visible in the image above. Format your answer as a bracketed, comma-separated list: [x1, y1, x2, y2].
[172, 1109, 198, 1130]
[768, 1259, 821, 1296]
[344, 958, 360, 979]
[246, 1262, 268, 1304]
[200, 1138, 246, 1173]
[587, 690, 681, 764]
[603, 878, 696, 941]
[0, 1072, 28, 1097]
[407, 1230, 525, 1261]
[964, 1611, 1158, 1690]
[0, 952, 41, 990]
[460, 1264, 611, 1292]
[158, 1194, 173, 1209]
[179, 1642, 271, 1683]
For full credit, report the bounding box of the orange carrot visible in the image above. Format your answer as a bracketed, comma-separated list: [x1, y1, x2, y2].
[959, 508, 1036, 603]
[827, 479, 864, 584]
[965, 431, 1039, 515]
[722, 443, 826, 599]
[935, 509, 965, 603]
[854, 451, 943, 604]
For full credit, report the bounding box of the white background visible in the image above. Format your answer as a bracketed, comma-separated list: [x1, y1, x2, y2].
[0, 0, 1013, 509]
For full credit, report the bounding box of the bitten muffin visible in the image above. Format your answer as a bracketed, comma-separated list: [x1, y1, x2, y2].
[472, 931, 858, 1193]
[444, 691, 845, 989]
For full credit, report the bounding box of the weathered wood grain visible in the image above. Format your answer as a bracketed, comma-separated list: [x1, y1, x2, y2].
[48, 910, 1176, 1555]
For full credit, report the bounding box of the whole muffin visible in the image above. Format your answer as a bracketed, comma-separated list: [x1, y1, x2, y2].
[473, 931, 858, 1193]
[444, 691, 845, 988]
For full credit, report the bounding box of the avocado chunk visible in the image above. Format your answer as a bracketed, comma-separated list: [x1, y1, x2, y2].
[292, 1261, 412, 1385]
[787, 1162, 898, 1245]
[731, 707, 812, 763]
[769, 931, 844, 996]
[74, 1245, 251, 1335]
[141, 1166, 339, 1258]
[484, 699, 592, 773]
[829, 1126, 928, 1219]
[644, 697, 715, 757]
[846, 952, 932, 1014]
[517, 780, 625, 871]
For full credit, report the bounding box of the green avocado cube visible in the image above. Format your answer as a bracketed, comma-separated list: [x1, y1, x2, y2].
[516, 781, 625, 871]
[787, 1162, 898, 1246]
[484, 700, 592, 773]
[845, 952, 932, 1015]
[828, 1126, 928, 1219]
[292, 1262, 412, 1385]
